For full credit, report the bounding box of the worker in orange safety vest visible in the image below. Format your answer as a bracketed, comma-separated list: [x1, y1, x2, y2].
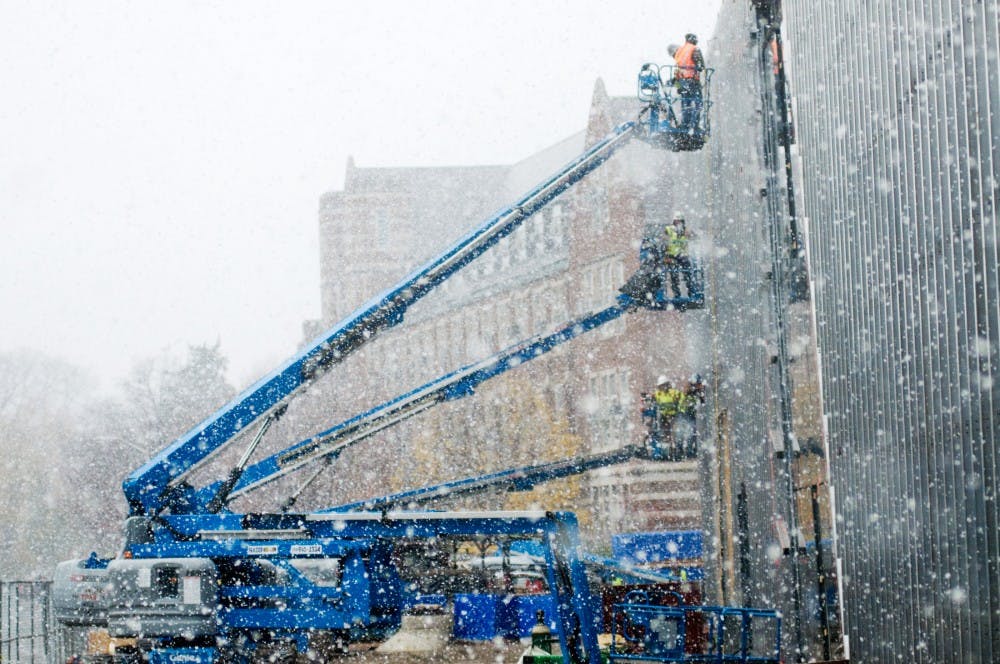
[673, 33, 706, 130]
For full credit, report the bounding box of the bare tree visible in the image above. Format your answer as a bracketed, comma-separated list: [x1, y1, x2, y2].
[0, 344, 236, 579]
[0, 351, 94, 577]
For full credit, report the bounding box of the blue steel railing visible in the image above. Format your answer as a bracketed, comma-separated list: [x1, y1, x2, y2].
[610, 592, 781, 663]
[637, 63, 715, 151]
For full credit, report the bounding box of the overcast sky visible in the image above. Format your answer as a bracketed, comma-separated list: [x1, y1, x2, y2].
[1, 1, 720, 392]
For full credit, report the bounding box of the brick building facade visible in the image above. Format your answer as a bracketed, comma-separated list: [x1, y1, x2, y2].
[311, 79, 705, 548]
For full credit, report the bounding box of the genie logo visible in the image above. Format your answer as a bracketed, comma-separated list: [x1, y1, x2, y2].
[149, 651, 213, 664]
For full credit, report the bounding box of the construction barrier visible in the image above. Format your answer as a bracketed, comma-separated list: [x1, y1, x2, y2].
[1, 580, 66, 664]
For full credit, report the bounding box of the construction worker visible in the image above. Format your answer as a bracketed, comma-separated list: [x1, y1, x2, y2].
[665, 44, 682, 128]
[678, 374, 706, 457]
[652, 376, 685, 456]
[685, 373, 706, 409]
[663, 214, 695, 299]
[673, 33, 706, 130]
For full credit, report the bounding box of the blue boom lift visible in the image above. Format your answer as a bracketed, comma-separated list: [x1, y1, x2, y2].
[96, 251, 697, 664]
[53, 64, 779, 663]
[636, 63, 715, 152]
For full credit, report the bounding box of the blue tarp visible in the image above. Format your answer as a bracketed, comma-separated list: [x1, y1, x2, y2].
[612, 530, 703, 564]
[453, 593, 502, 640]
[452, 593, 558, 640]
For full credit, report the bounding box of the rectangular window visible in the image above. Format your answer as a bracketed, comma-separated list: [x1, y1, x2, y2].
[579, 270, 595, 315]
[182, 576, 201, 605]
[153, 566, 180, 599]
[551, 282, 568, 328]
[514, 227, 528, 263]
[470, 306, 489, 356]
[551, 383, 566, 416]
[586, 368, 632, 452]
[546, 205, 564, 250]
[488, 302, 502, 349]
[526, 212, 540, 258]
[585, 176, 609, 233]
[291, 559, 342, 587]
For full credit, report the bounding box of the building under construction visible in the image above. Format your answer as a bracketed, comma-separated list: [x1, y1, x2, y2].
[696, 1, 998, 662]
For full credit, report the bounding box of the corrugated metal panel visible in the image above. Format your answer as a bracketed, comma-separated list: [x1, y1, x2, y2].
[700, 0, 1000, 661]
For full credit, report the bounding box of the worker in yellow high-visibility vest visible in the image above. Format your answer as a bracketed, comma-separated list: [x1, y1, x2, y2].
[663, 214, 695, 299]
[652, 376, 685, 455]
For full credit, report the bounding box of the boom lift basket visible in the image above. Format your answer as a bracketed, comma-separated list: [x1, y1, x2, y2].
[637, 63, 714, 152]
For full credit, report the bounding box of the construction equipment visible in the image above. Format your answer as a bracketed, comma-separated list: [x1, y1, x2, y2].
[637, 62, 715, 151]
[51, 65, 764, 664]
[608, 591, 781, 663]
[194, 291, 694, 512]
[620, 230, 705, 311]
[52, 553, 110, 627]
[93, 265, 693, 663]
[521, 599, 779, 664]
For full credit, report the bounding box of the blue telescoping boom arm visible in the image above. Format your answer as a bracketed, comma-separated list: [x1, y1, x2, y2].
[193, 296, 648, 510]
[123, 121, 640, 517]
[323, 443, 653, 514]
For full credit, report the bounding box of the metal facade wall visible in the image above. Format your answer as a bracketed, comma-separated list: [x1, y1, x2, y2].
[693, 3, 831, 659]
[779, 1, 999, 661]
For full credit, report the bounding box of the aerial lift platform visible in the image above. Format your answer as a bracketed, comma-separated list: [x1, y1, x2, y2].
[51, 62, 780, 664]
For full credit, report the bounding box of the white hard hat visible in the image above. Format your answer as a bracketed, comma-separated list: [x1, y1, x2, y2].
[656, 375, 669, 387]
